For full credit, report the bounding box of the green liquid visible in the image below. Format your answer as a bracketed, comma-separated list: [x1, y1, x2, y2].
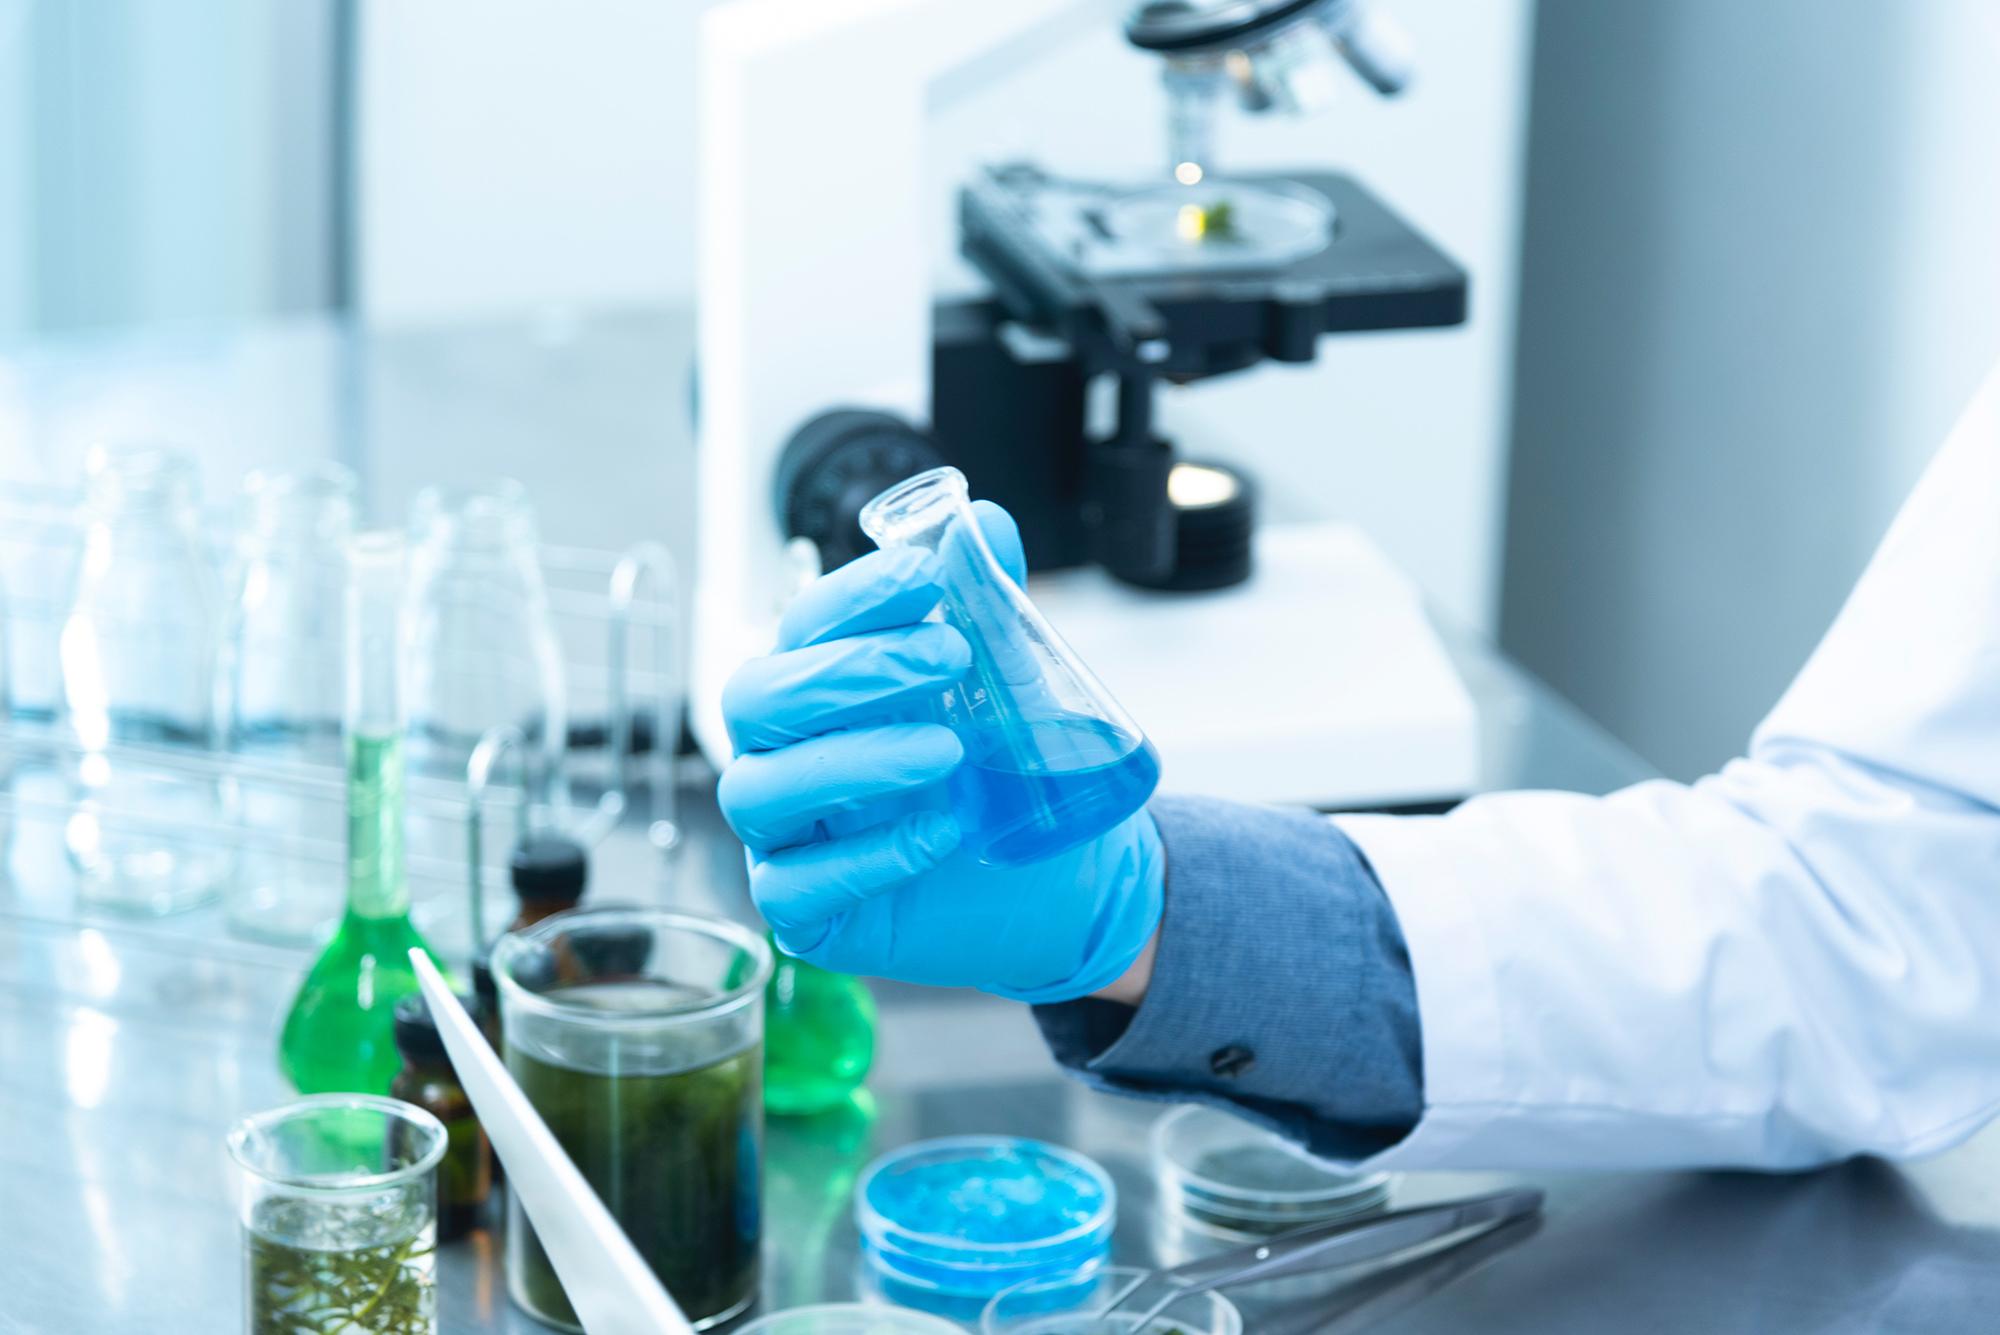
[280, 730, 444, 1095]
[246, 1195, 436, 1334]
[763, 942, 875, 1116]
[507, 984, 761, 1329]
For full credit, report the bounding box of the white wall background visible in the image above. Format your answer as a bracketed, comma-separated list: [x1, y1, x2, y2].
[354, 0, 695, 325]
[356, 0, 1535, 633]
[0, 0, 337, 341]
[0, 2, 29, 342]
[1501, 0, 2000, 779]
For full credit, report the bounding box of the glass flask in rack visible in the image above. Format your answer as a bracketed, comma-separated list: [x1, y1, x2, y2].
[58, 444, 232, 914]
[858, 467, 1161, 866]
[403, 480, 567, 814]
[219, 463, 355, 944]
[279, 532, 445, 1095]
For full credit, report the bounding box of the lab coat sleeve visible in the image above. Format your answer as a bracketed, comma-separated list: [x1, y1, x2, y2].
[1032, 794, 1426, 1162]
[1340, 358, 2000, 1171]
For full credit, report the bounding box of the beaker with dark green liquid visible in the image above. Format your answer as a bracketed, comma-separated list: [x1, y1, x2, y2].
[492, 907, 772, 1331]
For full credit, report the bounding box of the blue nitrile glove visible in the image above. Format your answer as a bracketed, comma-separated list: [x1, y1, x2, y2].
[718, 501, 1165, 1005]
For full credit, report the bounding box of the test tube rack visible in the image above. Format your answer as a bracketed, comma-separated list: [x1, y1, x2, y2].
[0, 481, 684, 965]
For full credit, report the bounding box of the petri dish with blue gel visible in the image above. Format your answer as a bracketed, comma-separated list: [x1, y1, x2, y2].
[856, 1136, 1116, 1320]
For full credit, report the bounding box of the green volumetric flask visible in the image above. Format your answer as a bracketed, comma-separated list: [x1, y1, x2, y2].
[763, 935, 876, 1116]
[280, 534, 444, 1095]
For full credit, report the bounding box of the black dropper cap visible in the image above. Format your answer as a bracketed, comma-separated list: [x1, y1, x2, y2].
[393, 993, 451, 1064]
[509, 833, 589, 907]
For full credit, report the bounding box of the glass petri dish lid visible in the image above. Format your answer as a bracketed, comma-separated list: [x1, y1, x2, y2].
[983, 1266, 1242, 1335]
[1152, 1106, 1391, 1236]
[856, 1137, 1116, 1316]
[736, 1303, 967, 1334]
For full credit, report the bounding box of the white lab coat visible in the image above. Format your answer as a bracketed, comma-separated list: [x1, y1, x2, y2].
[1336, 359, 2000, 1172]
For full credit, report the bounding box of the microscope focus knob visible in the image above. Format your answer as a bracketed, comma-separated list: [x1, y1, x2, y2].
[774, 409, 945, 572]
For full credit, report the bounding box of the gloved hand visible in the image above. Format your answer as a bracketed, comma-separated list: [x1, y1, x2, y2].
[718, 501, 1164, 1004]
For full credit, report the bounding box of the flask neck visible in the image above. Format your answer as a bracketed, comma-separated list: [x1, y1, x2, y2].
[411, 482, 541, 568]
[82, 445, 201, 524]
[345, 728, 409, 919]
[241, 466, 356, 551]
[346, 532, 405, 734]
[510, 899, 580, 933]
[344, 533, 410, 918]
[859, 466, 990, 560]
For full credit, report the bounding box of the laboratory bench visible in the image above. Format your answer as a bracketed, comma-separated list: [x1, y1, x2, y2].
[6, 313, 2000, 1333]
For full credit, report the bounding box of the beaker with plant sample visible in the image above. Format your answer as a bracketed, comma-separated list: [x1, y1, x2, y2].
[226, 1094, 447, 1335]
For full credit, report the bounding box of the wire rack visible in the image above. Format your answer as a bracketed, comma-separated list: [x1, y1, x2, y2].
[0, 482, 685, 964]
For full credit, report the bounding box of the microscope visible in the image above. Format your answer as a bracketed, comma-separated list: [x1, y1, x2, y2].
[696, 0, 1479, 808]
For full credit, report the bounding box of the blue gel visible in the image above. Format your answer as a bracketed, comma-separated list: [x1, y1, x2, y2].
[855, 1137, 1115, 1318]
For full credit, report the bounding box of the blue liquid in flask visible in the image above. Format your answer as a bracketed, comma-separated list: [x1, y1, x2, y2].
[951, 715, 1162, 867]
[859, 466, 1163, 868]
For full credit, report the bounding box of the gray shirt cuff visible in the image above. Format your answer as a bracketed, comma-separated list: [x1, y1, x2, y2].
[1033, 794, 1422, 1161]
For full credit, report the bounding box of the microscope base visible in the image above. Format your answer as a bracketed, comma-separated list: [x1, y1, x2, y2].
[1027, 521, 1478, 811]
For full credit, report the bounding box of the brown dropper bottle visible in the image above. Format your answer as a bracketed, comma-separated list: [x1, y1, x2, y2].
[390, 992, 494, 1240]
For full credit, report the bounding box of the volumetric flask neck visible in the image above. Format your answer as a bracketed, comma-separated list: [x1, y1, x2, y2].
[242, 463, 356, 549]
[859, 468, 1160, 866]
[411, 480, 541, 563]
[83, 444, 200, 521]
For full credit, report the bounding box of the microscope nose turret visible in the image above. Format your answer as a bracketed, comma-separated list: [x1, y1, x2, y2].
[1126, 0, 1413, 180]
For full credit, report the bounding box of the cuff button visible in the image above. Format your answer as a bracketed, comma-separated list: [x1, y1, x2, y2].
[1209, 1044, 1255, 1079]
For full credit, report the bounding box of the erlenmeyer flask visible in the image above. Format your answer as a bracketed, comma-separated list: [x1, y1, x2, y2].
[858, 467, 1161, 866]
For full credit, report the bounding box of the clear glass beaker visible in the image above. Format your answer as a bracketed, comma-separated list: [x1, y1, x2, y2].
[492, 907, 772, 1332]
[226, 1094, 447, 1335]
[220, 463, 356, 944]
[858, 467, 1161, 866]
[403, 481, 567, 798]
[58, 444, 233, 914]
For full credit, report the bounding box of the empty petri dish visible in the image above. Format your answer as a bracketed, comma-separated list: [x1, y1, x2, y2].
[736, 1303, 966, 1334]
[856, 1136, 1116, 1320]
[982, 1267, 1242, 1335]
[1152, 1106, 1392, 1240]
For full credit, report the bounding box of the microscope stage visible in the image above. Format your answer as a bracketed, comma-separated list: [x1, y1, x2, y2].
[960, 168, 1466, 383]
